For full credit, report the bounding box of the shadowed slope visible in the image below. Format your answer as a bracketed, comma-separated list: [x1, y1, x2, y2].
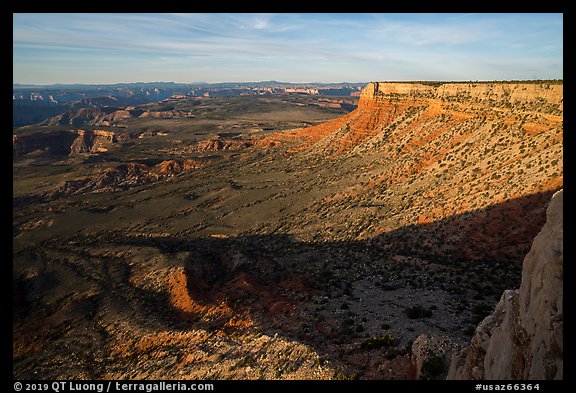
[13, 190, 556, 379]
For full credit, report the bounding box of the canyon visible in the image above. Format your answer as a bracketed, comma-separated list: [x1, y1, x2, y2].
[13, 81, 562, 380]
[13, 82, 364, 128]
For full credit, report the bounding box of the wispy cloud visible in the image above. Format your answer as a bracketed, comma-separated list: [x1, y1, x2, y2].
[13, 13, 563, 84]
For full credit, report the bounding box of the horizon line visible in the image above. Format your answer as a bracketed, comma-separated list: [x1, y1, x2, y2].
[13, 78, 564, 88]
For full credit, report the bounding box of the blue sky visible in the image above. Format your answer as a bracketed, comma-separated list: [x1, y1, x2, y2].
[13, 13, 563, 84]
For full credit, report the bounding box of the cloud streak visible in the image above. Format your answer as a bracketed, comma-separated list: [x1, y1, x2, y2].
[13, 13, 563, 84]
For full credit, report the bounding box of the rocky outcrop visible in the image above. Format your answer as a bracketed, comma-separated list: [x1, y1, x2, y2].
[69, 129, 116, 155]
[109, 109, 132, 120]
[196, 137, 254, 151]
[447, 189, 563, 380]
[13, 129, 117, 157]
[138, 110, 194, 119]
[13, 158, 214, 208]
[410, 334, 460, 380]
[139, 110, 179, 119]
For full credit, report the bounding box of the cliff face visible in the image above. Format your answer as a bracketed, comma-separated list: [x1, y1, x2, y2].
[13, 129, 117, 157]
[13, 131, 78, 156]
[69, 129, 117, 154]
[360, 81, 562, 109]
[447, 189, 563, 380]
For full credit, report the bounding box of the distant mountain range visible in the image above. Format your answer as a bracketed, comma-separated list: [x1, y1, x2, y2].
[13, 81, 369, 90]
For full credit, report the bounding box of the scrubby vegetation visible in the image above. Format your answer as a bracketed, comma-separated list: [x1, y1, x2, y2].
[405, 305, 433, 319]
[360, 333, 397, 350]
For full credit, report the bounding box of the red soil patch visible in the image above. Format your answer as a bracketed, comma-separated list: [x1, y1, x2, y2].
[522, 122, 549, 136]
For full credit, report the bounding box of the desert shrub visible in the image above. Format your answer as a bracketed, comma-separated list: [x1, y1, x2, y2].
[405, 304, 433, 319]
[229, 355, 257, 371]
[384, 349, 398, 360]
[360, 332, 397, 350]
[183, 192, 198, 201]
[422, 355, 444, 378]
[333, 371, 360, 380]
[464, 325, 476, 336]
[471, 303, 493, 324]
